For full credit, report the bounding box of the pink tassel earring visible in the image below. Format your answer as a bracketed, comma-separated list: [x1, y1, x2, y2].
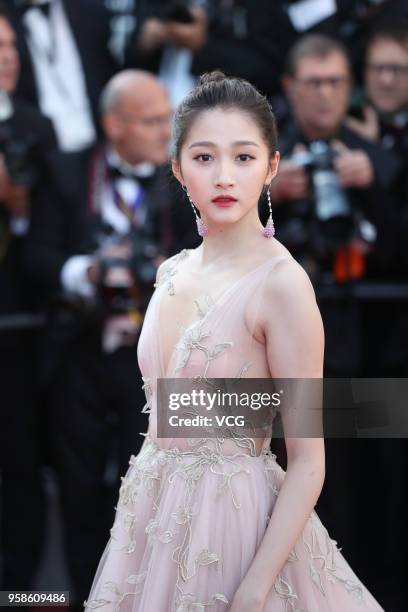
[263, 185, 275, 238]
[183, 186, 209, 237]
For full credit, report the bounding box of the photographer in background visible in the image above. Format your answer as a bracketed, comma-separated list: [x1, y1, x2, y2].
[269, 33, 400, 375]
[266, 34, 402, 607]
[124, 0, 208, 106]
[9, 0, 118, 151]
[344, 32, 408, 603]
[24, 69, 197, 609]
[346, 24, 408, 376]
[354, 24, 408, 158]
[0, 3, 57, 594]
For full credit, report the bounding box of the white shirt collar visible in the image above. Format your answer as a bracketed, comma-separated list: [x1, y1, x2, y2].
[106, 147, 155, 178]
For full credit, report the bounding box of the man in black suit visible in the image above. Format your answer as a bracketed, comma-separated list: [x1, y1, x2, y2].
[269, 34, 399, 376]
[126, 0, 284, 99]
[267, 34, 401, 609]
[9, 0, 118, 151]
[346, 23, 408, 376]
[24, 69, 198, 608]
[0, 1, 57, 593]
[343, 28, 408, 607]
[266, 40, 397, 389]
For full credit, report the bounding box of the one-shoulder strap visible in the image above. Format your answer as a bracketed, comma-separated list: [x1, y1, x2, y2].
[153, 249, 190, 295]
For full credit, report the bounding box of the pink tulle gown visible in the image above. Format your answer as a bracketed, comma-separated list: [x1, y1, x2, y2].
[84, 248, 384, 612]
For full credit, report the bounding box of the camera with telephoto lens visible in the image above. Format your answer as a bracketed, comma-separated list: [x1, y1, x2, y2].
[96, 227, 159, 316]
[159, 1, 194, 23]
[288, 140, 376, 252]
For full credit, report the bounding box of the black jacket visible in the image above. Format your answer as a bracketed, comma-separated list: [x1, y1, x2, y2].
[9, 0, 118, 131]
[125, 0, 285, 98]
[266, 121, 401, 279]
[22, 143, 198, 383]
[23, 145, 198, 299]
[0, 97, 57, 316]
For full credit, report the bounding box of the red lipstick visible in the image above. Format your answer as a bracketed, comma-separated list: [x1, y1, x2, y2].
[211, 195, 237, 207]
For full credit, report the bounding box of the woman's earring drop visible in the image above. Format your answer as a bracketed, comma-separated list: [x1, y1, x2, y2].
[182, 185, 209, 237]
[263, 185, 275, 238]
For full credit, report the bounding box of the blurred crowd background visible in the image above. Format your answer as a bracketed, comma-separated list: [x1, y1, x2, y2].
[0, 1, 407, 610]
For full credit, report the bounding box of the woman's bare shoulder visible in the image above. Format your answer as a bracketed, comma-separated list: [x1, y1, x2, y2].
[269, 255, 315, 295]
[260, 255, 324, 378]
[260, 254, 320, 325]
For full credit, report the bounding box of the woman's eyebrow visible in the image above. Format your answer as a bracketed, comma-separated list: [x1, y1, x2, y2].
[188, 141, 215, 149]
[234, 141, 260, 147]
[188, 140, 260, 149]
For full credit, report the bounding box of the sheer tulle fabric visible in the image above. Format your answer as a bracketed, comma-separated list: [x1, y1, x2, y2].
[84, 249, 384, 611]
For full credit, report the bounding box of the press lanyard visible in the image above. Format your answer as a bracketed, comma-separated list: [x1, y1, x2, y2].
[111, 182, 146, 228]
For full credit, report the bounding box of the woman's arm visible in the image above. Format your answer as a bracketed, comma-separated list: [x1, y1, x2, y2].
[229, 257, 325, 612]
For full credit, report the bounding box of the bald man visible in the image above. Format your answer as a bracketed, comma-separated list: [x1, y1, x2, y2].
[100, 70, 173, 167]
[24, 69, 198, 609]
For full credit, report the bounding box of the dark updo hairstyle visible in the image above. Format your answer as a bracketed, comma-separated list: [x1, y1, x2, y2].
[171, 70, 278, 161]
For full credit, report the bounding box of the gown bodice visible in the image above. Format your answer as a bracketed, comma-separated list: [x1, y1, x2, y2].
[137, 248, 291, 457]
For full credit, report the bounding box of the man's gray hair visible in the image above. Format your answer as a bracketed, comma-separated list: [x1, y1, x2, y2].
[285, 34, 350, 77]
[99, 75, 122, 114]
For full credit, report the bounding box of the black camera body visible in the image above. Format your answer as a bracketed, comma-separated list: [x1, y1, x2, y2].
[159, 1, 194, 23]
[0, 122, 37, 188]
[290, 140, 355, 249]
[96, 229, 159, 317]
[281, 140, 378, 277]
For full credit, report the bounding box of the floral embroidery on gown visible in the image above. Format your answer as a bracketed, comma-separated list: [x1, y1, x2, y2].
[84, 249, 385, 612]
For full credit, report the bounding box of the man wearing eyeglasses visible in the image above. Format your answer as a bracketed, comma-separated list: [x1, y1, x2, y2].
[267, 33, 403, 610]
[347, 24, 408, 152]
[23, 69, 198, 609]
[345, 25, 408, 380]
[346, 33, 408, 606]
[268, 33, 399, 317]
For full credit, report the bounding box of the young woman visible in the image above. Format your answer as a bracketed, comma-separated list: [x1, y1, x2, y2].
[84, 72, 384, 611]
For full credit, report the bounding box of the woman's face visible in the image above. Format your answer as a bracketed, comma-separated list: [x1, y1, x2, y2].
[173, 108, 279, 229]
